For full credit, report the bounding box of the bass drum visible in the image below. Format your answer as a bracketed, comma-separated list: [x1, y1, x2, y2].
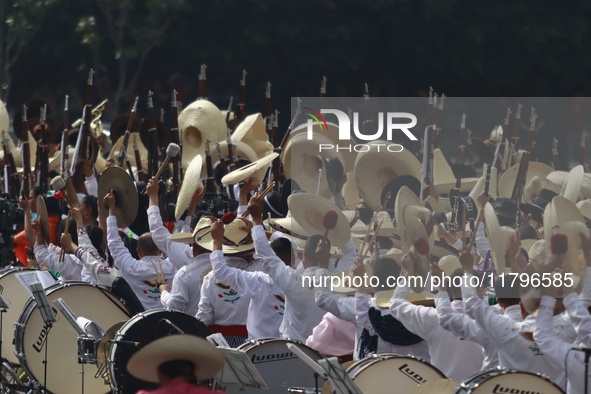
[345, 353, 446, 394]
[224, 338, 322, 394]
[454, 368, 564, 394]
[0, 267, 37, 364]
[108, 309, 211, 394]
[14, 281, 131, 394]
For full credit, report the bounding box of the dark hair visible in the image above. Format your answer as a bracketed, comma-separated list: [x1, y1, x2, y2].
[356, 202, 373, 225]
[270, 237, 294, 266]
[86, 225, 105, 259]
[42, 194, 63, 217]
[190, 210, 214, 231]
[57, 218, 78, 246]
[158, 360, 197, 384]
[120, 231, 139, 260]
[82, 195, 99, 220]
[373, 258, 401, 289]
[138, 233, 159, 256]
[304, 235, 330, 262]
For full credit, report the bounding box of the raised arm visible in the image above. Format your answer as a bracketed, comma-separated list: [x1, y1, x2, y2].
[311, 267, 355, 323]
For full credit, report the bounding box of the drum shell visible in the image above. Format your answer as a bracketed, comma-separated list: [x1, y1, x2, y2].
[0, 267, 37, 364]
[453, 368, 565, 394]
[224, 338, 322, 394]
[108, 308, 211, 393]
[346, 353, 446, 394]
[14, 281, 131, 394]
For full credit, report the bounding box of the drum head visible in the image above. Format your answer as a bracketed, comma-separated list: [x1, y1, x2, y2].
[457, 369, 564, 394]
[348, 355, 446, 394]
[108, 309, 210, 393]
[224, 339, 322, 394]
[15, 282, 131, 394]
[0, 267, 37, 364]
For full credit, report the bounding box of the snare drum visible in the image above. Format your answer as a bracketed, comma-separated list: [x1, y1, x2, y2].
[108, 309, 211, 394]
[223, 338, 323, 394]
[14, 281, 131, 394]
[454, 368, 565, 393]
[0, 267, 37, 364]
[345, 354, 446, 394]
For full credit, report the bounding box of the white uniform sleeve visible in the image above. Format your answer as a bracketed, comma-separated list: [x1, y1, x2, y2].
[254, 225, 295, 294]
[389, 280, 438, 340]
[196, 275, 215, 325]
[563, 291, 591, 348]
[160, 268, 189, 312]
[578, 268, 591, 307]
[210, 250, 274, 298]
[436, 290, 487, 345]
[34, 244, 83, 280]
[356, 293, 376, 335]
[334, 239, 357, 273]
[312, 267, 356, 323]
[75, 228, 120, 286]
[474, 221, 489, 260]
[462, 273, 516, 345]
[147, 205, 189, 270]
[534, 296, 586, 393]
[84, 174, 98, 197]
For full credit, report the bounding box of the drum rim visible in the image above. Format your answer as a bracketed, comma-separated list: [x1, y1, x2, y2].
[0, 266, 36, 279]
[459, 367, 564, 392]
[236, 337, 321, 359]
[347, 353, 446, 380]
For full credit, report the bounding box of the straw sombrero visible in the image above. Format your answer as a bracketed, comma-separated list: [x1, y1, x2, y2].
[433, 149, 479, 195]
[126, 334, 224, 383]
[559, 165, 584, 203]
[175, 155, 204, 220]
[404, 217, 432, 292]
[291, 121, 356, 172]
[498, 162, 554, 203]
[288, 193, 351, 247]
[221, 152, 278, 185]
[543, 196, 588, 279]
[0, 100, 8, 133]
[395, 186, 435, 251]
[484, 202, 516, 273]
[576, 199, 591, 221]
[178, 99, 227, 169]
[468, 163, 498, 201]
[354, 142, 421, 211]
[231, 113, 274, 159]
[283, 132, 344, 198]
[438, 255, 461, 276]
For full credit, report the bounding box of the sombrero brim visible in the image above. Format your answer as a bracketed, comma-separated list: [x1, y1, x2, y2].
[126, 334, 224, 383]
[175, 155, 204, 220]
[221, 152, 278, 185]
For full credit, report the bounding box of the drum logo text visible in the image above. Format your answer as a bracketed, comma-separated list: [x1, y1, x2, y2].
[251, 352, 297, 364]
[492, 384, 542, 394]
[398, 363, 427, 385]
[32, 321, 52, 353]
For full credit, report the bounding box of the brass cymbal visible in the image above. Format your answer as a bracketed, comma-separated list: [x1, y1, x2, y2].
[98, 166, 139, 227]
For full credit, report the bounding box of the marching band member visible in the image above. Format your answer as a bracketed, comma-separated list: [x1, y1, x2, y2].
[209, 208, 285, 338]
[105, 189, 177, 310]
[390, 253, 484, 382]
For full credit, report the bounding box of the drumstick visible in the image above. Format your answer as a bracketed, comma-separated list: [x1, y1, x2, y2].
[242, 182, 275, 218]
[158, 258, 165, 284]
[357, 212, 376, 262]
[362, 217, 385, 260]
[59, 211, 73, 262]
[149, 258, 165, 285]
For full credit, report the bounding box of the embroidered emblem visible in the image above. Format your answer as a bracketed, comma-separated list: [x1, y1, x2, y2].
[273, 294, 286, 316]
[215, 282, 241, 304]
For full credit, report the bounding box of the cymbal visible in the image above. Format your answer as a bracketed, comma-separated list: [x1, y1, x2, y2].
[36, 195, 51, 243]
[97, 321, 126, 367]
[98, 166, 139, 227]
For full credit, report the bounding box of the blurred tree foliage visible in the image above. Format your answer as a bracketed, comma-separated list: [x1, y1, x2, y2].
[1, 0, 590, 117]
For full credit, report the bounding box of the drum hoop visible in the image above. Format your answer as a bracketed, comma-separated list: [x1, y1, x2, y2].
[0, 267, 36, 280]
[349, 354, 445, 380]
[461, 368, 563, 392]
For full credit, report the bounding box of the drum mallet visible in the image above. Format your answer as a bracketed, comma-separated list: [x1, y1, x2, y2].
[154, 143, 181, 180]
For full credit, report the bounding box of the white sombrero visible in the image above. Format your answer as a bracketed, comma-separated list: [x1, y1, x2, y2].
[126, 334, 224, 383]
[283, 132, 344, 198]
[291, 121, 357, 172]
[221, 152, 278, 185]
[231, 113, 274, 159]
[404, 217, 432, 292]
[498, 162, 554, 203]
[576, 198, 591, 221]
[288, 193, 351, 247]
[484, 202, 516, 273]
[354, 142, 421, 211]
[178, 99, 227, 169]
[395, 186, 435, 251]
[543, 196, 588, 279]
[438, 255, 462, 276]
[433, 149, 479, 195]
[175, 155, 204, 220]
